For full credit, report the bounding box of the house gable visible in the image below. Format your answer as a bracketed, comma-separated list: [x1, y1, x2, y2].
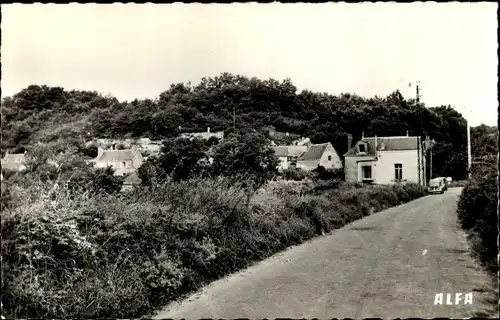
[320, 143, 343, 167]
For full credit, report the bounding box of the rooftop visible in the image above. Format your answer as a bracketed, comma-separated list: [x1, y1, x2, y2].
[273, 143, 329, 161]
[298, 143, 329, 161]
[94, 148, 140, 162]
[344, 136, 419, 156]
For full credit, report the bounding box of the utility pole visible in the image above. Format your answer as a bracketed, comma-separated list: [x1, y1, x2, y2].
[410, 80, 422, 103]
[466, 108, 472, 179]
[424, 136, 436, 182]
[430, 148, 433, 179]
[416, 81, 421, 103]
[411, 80, 423, 182]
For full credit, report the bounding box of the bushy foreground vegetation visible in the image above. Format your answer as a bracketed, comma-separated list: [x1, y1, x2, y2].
[457, 162, 498, 276]
[2, 178, 426, 318]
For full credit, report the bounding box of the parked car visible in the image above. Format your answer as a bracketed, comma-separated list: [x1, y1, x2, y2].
[427, 177, 448, 194]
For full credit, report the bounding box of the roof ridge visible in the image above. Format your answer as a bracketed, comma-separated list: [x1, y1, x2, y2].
[364, 136, 417, 139]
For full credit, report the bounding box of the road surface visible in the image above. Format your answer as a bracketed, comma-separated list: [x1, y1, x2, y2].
[153, 188, 497, 319]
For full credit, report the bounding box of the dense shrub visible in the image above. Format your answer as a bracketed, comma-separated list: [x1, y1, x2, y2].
[313, 166, 344, 181]
[280, 168, 317, 181]
[2, 179, 426, 318]
[448, 180, 468, 188]
[457, 163, 498, 275]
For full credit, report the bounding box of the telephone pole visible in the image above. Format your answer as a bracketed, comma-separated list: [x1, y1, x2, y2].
[411, 80, 423, 182]
[430, 147, 433, 179]
[415, 81, 422, 103]
[466, 108, 472, 179]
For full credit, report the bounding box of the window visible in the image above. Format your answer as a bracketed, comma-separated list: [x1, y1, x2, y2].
[358, 144, 366, 153]
[122, 161, 127, 168]
[328, 155, 332, 161]
[362, 165, 372, 179]
[394, 164, 403, 180]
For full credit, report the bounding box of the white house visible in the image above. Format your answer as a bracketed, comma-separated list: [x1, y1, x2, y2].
[344, 135, 426, 185]
[91, 146, 144, 176]
[272, 142, 342, 171]
[296, 142, 343, 170]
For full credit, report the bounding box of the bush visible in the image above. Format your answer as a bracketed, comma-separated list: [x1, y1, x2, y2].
[280, 168, 316, 181]
[457, 163, 497, 275]
[447, 180, 468, 188]
[313, 166, 344, 181]
[2, 178, 426, 318]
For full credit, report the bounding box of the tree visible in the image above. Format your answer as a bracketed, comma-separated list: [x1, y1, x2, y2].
[210, 132, 278, 188]
[138, 137, 210, 184]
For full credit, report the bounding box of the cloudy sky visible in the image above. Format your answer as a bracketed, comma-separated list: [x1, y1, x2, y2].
[2, 3, 498, 126]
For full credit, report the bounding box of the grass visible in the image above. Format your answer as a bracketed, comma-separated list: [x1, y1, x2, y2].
[1, 177, 426, 318]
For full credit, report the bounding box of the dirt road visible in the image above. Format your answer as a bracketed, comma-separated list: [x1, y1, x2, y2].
[153, 188, 497, 318]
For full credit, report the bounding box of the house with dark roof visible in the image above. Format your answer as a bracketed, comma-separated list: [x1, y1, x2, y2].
[272, 145, 307, 170]
[344, 134, 426, 185]
[272, 142, 342, 171]
[1, 151, 27, 172]
[296, 142, 342, 171]
[91, 146, 144, 176]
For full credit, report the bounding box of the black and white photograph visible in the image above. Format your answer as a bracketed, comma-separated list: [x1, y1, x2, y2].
[1, 2, 498, 319]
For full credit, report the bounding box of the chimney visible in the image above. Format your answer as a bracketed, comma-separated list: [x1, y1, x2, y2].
[362, 131, 364, 139]
[406, 130, 409, 136]
[347, 134, 353, 150]
[207, 127, 210, 133]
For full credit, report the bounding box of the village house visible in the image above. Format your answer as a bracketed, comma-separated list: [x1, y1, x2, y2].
[343, 133, 426, 185]
[296, 143, 343, 170]
[121, 171, 142, 192]
[91, 145, 144, 176]
[273, 142, 342, 171]
[273, 146, 306, 170]
[180, 127, 224, 141]
[1, 151, 27, 172]
[88, 137, 163, 157]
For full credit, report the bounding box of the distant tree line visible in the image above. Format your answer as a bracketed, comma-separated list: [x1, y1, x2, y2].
[1, 73, 497, 180]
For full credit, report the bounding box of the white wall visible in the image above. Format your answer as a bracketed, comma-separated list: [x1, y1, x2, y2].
[374, 150, 419, 184]
[344, 157, 358, 182]
[277, 156, 288, 170]
[319, 143, 343, 169]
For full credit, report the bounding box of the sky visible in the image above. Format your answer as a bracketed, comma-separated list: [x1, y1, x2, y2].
[1, 3, 498, 126]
